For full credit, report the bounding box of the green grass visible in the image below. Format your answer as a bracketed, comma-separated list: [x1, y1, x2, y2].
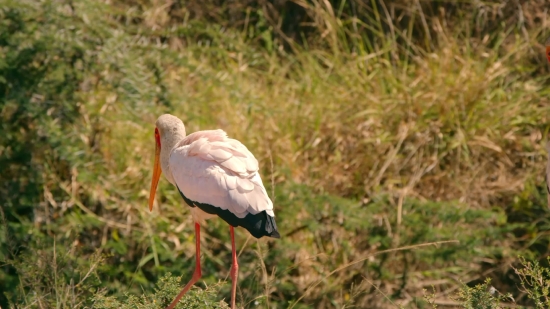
[1, 0, 550, 308]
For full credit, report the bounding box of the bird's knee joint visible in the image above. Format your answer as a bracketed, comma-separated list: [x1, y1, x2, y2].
[231, 264, 239, 275]
[194, 269, 202, 279]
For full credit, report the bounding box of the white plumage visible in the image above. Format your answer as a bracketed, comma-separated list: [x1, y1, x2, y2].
[169, 129, 275, 221]
[148, 114, 279, 309]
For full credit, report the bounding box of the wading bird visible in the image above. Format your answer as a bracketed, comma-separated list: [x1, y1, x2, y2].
[148, 114, 280, 309]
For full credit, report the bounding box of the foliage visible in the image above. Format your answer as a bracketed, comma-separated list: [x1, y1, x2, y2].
[454, 278, 512, 309]
[1, 0, 550, 308]
[515, 256, 550, 308]
[2, 233, 103, 308]
[93, 274, 229, 309]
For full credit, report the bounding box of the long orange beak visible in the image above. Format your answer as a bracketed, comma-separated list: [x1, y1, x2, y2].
[546, 46, 550, 63]
[148, 129, 162, 211]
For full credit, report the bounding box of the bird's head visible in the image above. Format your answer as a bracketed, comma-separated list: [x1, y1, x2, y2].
[148, 114, 186, 212]
[546, 36, 550, 63]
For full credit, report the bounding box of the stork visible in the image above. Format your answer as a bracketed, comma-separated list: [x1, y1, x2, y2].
[148, 114, 280, 309]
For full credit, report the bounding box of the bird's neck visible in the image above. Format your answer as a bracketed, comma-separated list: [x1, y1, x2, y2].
[160, 130, 186, 185]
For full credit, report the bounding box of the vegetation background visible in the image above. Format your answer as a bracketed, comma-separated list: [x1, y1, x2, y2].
[1, 0, 550, 308]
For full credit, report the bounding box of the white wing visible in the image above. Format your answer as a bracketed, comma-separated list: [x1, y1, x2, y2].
[169, 130, 274, 218]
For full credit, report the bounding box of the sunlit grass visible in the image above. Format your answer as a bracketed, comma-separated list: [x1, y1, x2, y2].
[2, 0, 550, 308]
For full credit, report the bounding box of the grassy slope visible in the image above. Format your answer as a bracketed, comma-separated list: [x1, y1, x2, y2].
[1, 0, 550, 308]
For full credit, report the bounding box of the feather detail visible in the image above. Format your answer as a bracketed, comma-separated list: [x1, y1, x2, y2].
[169, 130, 275, 219]
[225, 174, 238, 190]
[236, 176, 254, 192]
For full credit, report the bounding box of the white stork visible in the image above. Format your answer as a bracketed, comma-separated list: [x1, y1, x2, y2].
[148, 114, 280, 309]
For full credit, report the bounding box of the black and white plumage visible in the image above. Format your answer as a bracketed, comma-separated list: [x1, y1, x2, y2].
[169, 129, 279, 238]
[148, 114, 279, 309]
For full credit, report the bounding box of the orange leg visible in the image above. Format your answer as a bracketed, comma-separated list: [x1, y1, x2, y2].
[230, 226, 239, 309]
[165, 222, 202, 309]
